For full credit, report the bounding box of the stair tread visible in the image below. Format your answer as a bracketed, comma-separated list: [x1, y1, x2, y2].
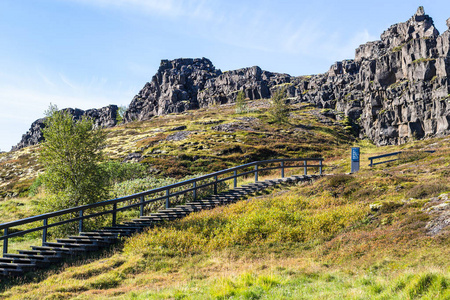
[0, 262, 36, 268]
[4, 253, 60, 260]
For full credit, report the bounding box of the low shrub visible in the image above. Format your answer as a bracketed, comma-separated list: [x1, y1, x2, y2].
[406, 183, 448, 199]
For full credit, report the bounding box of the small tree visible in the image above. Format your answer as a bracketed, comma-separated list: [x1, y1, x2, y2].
[116, 105, 127, 124]
[269, 87, 290, 124]
[235, 90, 247, 114]
[39, 104, 109, 235]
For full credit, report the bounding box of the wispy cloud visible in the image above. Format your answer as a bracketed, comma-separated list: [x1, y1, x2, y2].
[68, 0, 214, 20]
[66, 0, 377, 64]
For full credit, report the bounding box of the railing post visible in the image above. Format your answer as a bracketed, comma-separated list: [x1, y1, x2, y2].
[214, 176, 218, 194]
[319, 160, 323, 175]
[166, 189, 170, 209]
[304, 160, 307, 176]
[234, 170, 237, 188]
[42, 218, 48, 244]
[255, 164, 258, 182]
[112, 203, 117, 226]
[281, 161, 285, 178]
[3, 228, 8, 255]
[79, 210, 83, 233]
[140, 196, 144, 217]
[193, 181, 197, 201]
[369, 158, 373, 167]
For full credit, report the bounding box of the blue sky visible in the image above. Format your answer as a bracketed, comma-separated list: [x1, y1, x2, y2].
[1, 0, 449, 151]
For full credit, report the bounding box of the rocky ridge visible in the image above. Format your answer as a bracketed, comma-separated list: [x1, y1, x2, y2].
[12, 105, 118, 151]
[123, 8, 449, 146]
[13, 7, 450, 149]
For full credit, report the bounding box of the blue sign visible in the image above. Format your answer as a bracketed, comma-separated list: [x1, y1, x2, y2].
[351, 147, 360, 162]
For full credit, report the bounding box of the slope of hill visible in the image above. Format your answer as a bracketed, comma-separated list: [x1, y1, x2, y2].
[0, 135, 448, 299]
[0, 99, 351, 199]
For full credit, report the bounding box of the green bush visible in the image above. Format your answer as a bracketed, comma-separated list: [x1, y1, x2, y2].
[235, 90, 248, 114]
[269, 87, 289, 124]
[100, 161, 148, 184]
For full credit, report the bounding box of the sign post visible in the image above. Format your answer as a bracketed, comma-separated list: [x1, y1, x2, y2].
[351, 147, 360, 173]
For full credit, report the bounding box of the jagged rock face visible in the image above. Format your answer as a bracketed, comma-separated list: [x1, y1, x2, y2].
[12, 105, 118, 151]
[197, 66, 291, 106]
[342, 8, 448, 144]
[123, 58, 221, 122]
[291, 7, 450, 145]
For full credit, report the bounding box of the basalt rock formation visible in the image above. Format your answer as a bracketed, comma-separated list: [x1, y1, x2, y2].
[12, 105, 118, 151]
[125, 7, 449, 146]
[14, 7, 450, 149]
[123, 58, 221, 122]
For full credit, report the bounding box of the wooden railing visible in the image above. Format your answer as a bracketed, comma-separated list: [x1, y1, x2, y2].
[368, 150, 435, 167]
[0, 158, 324, 256]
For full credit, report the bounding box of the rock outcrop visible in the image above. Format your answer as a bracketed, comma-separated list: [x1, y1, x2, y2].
[197, 66, 291, 107]
[125, 7, 449, 145]
[295, 7, 450, 145]
[123, 58, 221, 122]
[12, 105, 118, 151]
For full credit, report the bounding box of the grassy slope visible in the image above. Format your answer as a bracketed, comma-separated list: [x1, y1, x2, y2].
[0, 100, 449, 299]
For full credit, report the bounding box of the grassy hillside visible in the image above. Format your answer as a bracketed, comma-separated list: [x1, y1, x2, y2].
[0, 100, 349, 199]
[0, 100, 449, 299]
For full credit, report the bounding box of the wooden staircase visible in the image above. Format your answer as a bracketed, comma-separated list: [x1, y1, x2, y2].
[0, 175, 318, 277]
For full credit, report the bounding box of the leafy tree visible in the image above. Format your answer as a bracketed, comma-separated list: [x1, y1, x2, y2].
[269, 87, 290, 124]
[235, 90, 248, 114]
[39, 104, 109, 234]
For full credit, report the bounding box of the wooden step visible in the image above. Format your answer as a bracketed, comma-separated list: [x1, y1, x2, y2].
[68, 235, 117, 243]
[80, 231, 120, 238]
[4, 253, 61, 263]
[44, 242, 98, 251]
[19, 249, 65, 257]
[0, 262, 36, 271]
[0, 268, 24, 276]
[56, 238, 109, 246]
[31, 246, 82, 254]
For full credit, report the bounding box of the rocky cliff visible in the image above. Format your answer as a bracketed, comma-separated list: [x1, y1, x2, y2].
[12, 105, 118, 151]
[14, 7, 450, 149]
[125, 7, 449, 146]
[301, 6, 450, 145]
[123, 58, 221, 122]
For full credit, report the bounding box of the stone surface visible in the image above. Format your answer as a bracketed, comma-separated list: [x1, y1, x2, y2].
[12, 105, 118, 151]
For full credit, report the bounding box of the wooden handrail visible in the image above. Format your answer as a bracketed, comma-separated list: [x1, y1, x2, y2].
[368, 150, 435, 167]
[0, 157, 324, 255]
